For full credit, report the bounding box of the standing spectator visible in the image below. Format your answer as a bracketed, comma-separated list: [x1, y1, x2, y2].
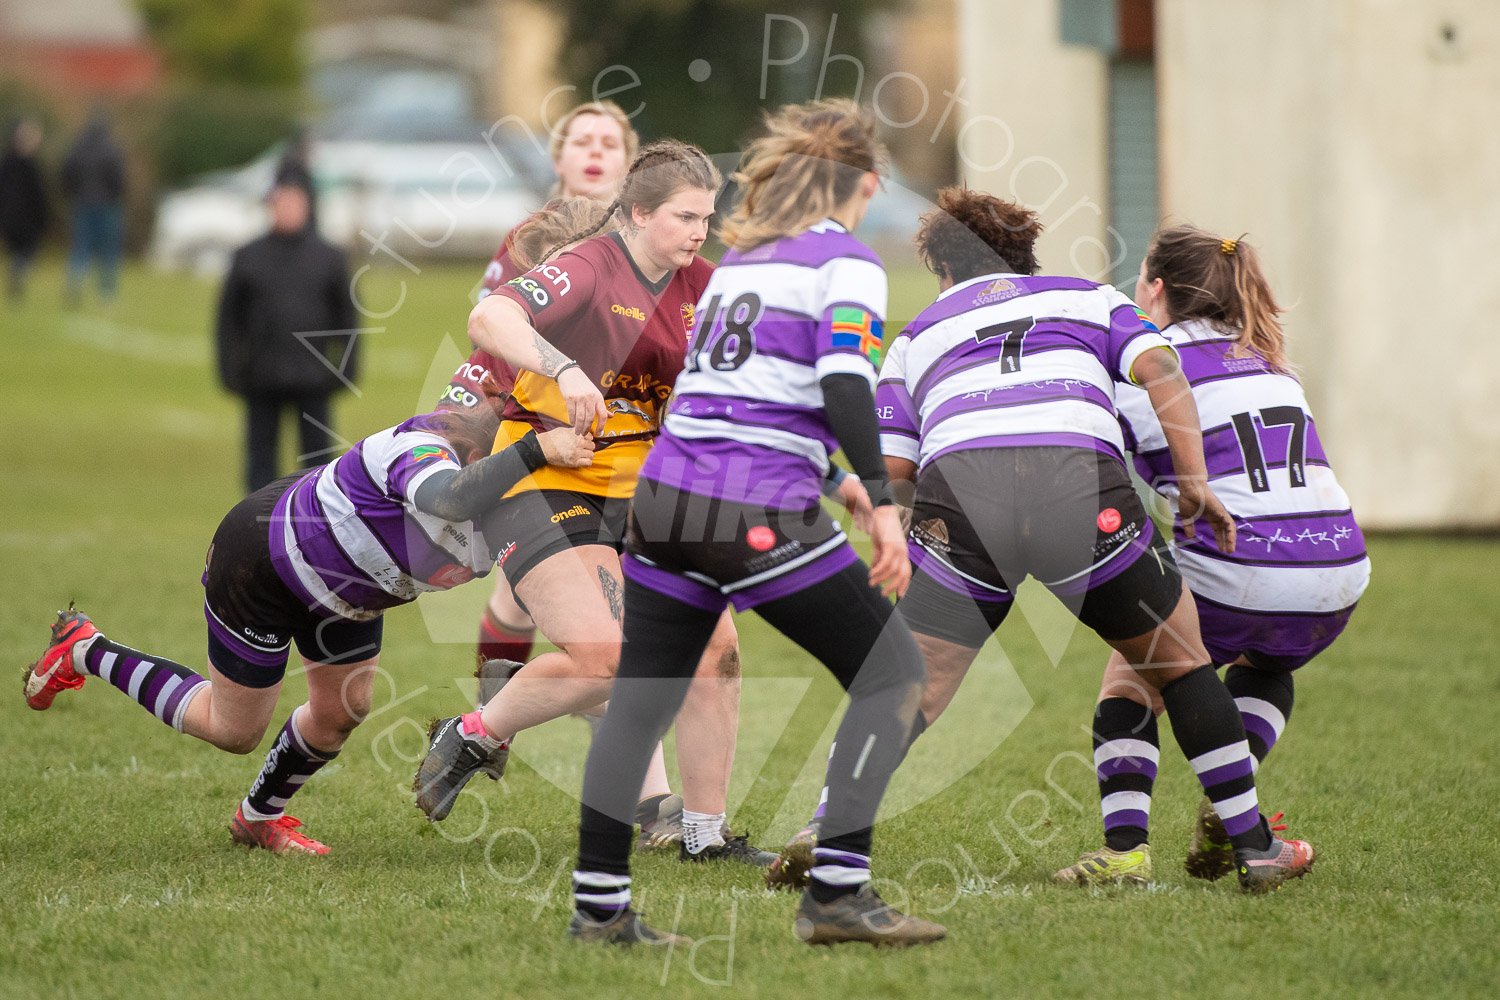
[60, 112, 126, 304]
[216, 166, 359, 493]
[276, 125, 318, 226]
[0, 118, 50, 303]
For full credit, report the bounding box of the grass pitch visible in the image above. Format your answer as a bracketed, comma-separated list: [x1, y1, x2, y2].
[1, 261, 1497, 999]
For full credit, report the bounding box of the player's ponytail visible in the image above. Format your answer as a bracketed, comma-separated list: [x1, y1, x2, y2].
[1146, 226, 1292, 374]
[721, 99, 886, 252]
[513, 196, 614, 270]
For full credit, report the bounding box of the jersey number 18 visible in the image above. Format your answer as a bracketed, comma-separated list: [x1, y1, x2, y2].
[687, 292, 763, 372]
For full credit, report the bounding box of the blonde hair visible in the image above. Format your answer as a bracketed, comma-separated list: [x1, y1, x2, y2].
[509, 196, 612, 271]
[721, 99, 886, 253]
[549, 101, 639, 167]
[1146, 226, 1292, 374]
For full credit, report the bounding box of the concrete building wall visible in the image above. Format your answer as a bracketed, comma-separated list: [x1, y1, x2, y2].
[956, 0, 1116, 281]
[960, 0, 1500, 527]
[1159, 0, 1500, 528]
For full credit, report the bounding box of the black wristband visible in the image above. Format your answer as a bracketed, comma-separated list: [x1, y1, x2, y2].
[553, 360, 579, 379]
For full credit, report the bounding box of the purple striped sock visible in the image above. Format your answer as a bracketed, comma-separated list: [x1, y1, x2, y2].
[242, 709, 336, 820]
[809, 846, 871, 902]
[1160, 665, 1268, 852]
[1093, 697, 1159, 851]
[81, 636, 209, 732]
[573, 871, 631, 923]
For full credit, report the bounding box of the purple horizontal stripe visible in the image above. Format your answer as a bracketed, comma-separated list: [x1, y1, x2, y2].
[1197, 756, 1255, 788]
[141, 666, 174, 712]
[729, 544, 858, 611]
[910, 328, 1111, 409]
[1193, 594, 1357, 669]
[1174, 344, 1279, 384]
[159, 676, 204, 727]
[1182, 527, 1374, 566]
[1104, 810, 1150, 831]
[745, 316, 821, 361]
[203, 603, 287, 667]
[812, 848, 871, 868]
[1240, 713, 1280, 751]
[1221, 806, 1261, 838]
[621, 554, 727, 614]
[643, 441, 824, 510]
[908, 541, 1011, 604]
[1097, 756, 1159, 781]
[906, 274, 1099, 337]
[719, 228, 875, 269]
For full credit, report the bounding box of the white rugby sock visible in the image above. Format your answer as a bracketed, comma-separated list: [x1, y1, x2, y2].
[682, 810, 726, 854]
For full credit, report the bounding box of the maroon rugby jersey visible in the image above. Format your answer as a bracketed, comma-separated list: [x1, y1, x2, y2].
[490, 232, 712, 498]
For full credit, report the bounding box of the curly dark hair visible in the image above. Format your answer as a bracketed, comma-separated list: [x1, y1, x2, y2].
[914, 187, 1043, 283]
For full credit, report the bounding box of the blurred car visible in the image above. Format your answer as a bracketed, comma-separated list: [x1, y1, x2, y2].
[152, 138, 545, 275]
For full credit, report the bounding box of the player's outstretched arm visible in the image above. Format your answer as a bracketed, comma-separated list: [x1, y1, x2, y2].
[412, 429, 595, 523]
[1132, 346, 1236, 553]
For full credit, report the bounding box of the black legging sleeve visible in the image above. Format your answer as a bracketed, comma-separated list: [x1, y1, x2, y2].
[411, 431, 546, 522]
[820, 373, 892, 506]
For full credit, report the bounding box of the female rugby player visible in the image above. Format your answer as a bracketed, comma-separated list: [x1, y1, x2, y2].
[24, 382, 592, 854]
[1056, 226, 1369, 886]
[415, 141, 773, 866]
[567, 100, 945, 948]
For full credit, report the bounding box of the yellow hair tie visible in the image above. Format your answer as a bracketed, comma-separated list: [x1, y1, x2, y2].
[1220, 238, 1238, 255]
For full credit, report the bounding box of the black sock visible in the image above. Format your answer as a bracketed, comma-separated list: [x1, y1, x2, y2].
[1160, 665, 1270, 853]
[1092, 697, 1159, 851]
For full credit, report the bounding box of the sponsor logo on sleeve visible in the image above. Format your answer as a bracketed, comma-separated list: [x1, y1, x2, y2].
[536, 263, 572, 296]
[506, 276, 552, 311]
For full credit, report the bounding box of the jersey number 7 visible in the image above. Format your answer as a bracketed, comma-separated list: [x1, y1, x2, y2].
[974, 317, 1034, 372]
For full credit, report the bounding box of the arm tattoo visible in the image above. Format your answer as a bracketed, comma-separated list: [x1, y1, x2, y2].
[597, 565, 623, 623]
[531, 331, 572, 378]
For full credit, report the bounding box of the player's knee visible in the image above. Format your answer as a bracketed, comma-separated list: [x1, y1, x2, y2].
[215, 728, 264, 755]
[571, 644, 621, 682]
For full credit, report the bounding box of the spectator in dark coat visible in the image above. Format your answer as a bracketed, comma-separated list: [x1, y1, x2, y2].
[60, 113, 126, 303]
[216, 166, 360, 493]
[0, 118, 50, 302]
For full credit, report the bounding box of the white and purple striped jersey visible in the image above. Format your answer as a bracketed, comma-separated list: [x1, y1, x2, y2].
[269, 414, 495, 620]
[644, 219, 886, 510]
[877, 273, 1173, 467]
[1116, 318, 1370, 614]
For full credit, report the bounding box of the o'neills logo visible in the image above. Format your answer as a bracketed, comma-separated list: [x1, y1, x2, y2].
[611, 303, 646, 321]
[550, 504, 590, 524]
